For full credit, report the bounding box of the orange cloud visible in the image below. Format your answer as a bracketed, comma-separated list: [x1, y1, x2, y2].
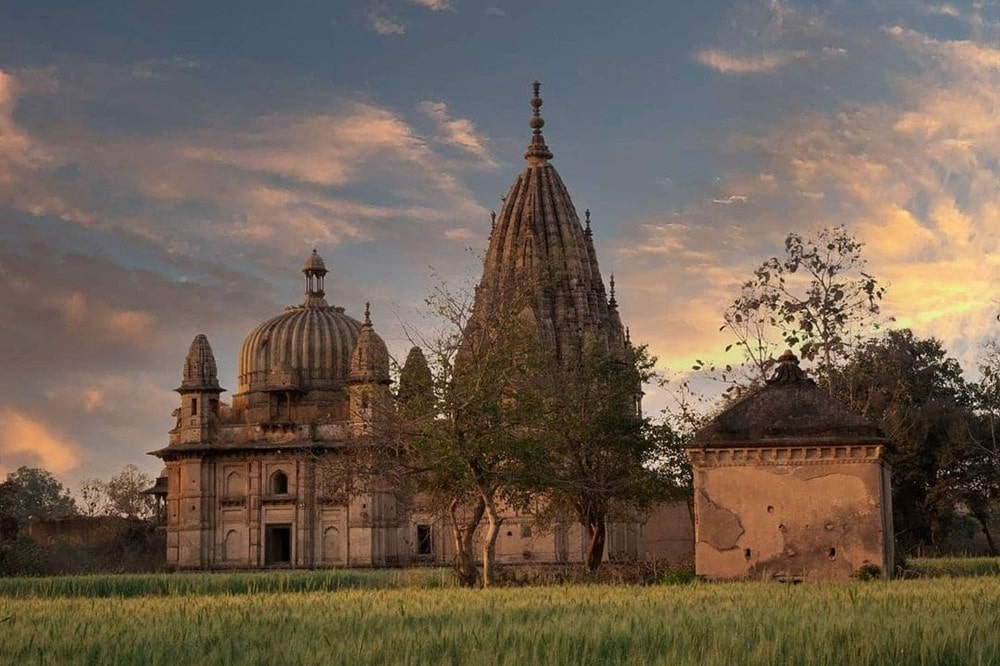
[419, 100, 496, 166]
[0, 407, 81, 475]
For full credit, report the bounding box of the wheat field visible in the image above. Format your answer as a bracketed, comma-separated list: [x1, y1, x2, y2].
[0, 570, 998, 665]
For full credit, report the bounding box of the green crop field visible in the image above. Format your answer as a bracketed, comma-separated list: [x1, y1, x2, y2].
[0, 566, 998, 665]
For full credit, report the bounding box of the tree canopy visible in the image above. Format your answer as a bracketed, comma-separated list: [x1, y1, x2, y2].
[0, 467, 77, 526]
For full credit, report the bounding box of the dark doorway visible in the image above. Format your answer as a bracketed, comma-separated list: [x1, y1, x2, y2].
[265, 525, 292, 565]
[416, 524, 432, 555]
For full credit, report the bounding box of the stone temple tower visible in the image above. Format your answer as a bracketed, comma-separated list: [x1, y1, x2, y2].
[473, 81, 627, 370]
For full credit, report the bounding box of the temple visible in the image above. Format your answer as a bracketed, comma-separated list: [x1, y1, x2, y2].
[149, 83, 693, 570]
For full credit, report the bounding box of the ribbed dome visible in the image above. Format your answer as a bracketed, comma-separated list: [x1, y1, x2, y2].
[237, 251, 364, 395]
[238, 305, 362, 394]
[350, 303, 391, 385]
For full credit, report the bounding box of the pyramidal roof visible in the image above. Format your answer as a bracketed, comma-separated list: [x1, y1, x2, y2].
[473, 82, 625, 365]
[178, 334, 222, 392]
[692, 352, 888, 448]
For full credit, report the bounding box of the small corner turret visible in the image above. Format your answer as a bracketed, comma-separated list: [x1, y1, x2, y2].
[174, 334, 225, 444]
[349, 303, 391, 437]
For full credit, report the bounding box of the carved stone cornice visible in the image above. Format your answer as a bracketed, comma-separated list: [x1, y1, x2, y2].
[686, 443, 886, 467]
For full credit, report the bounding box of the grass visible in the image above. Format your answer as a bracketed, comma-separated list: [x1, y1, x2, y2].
[0, 571, 998, 664]
[907, 556, 1000, 578]
[0, 568, 454, 599]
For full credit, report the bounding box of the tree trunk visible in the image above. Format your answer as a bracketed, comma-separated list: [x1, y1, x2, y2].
[449, 496, 484, 587]
[480, 492, 502, 588]
[970, 503, 999, 557]
[584, 518, 607, 572]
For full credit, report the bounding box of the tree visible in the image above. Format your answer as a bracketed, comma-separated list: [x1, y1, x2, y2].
[721, 226, 886, 386]
[532, 342, 673, 571]
[104, 465, 156, 519]
[0, 467, 76, 526]
[75, 465, 157, 520]
[829, 329, 978, 554]
[405, 282, 547, 587]
[963, 338, 1000, 554]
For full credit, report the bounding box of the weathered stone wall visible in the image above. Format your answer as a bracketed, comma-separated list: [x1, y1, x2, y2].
[690, 447, 892, 581]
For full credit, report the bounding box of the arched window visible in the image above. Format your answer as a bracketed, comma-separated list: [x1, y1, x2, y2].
[225, 471, 245, 498]
[323, 527, 339, 562]
[224, 530, 243, 561]
[270, 470, 289, 495]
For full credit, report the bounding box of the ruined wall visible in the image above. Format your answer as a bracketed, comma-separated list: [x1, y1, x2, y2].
[690, 446, 891, 581]
[643, 500, 695, 565]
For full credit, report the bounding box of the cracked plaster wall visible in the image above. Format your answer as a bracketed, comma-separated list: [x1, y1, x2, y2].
[693, 461, 890, 581]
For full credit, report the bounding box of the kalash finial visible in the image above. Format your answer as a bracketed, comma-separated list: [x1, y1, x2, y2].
[584, 209, 592, 237]
[524, 81, 554, 165]
[608, 273, 618, 308]
[364, 301, 371, 326]
[766, 349, 810, 385]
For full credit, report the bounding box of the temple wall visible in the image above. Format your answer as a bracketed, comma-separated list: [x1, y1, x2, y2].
[690, 448, 891, 581]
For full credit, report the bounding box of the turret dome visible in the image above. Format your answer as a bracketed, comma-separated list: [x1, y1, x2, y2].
[349, 303, 391, 385]
[179, 334, 221, 391]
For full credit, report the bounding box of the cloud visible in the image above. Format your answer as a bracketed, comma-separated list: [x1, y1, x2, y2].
[369, 10, 406, 36]
[919, 3, 961, 18]
[712, 194, 748, 205]
[486, 5, 506, 17]
[619, 20, 1000, 383]
[0, 408, 81, 475]
[0, 68, 487, 261]
[444, 227, 474, 241]
[410, 0, 451, 10]
[0, 62, 495, 481]
[695, 48, 809, 74]
[419, 100, 496, 166]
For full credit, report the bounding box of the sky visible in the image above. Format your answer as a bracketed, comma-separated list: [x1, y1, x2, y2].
[0, 0, 997, 486]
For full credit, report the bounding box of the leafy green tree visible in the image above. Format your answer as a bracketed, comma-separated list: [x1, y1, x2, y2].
[104, 465, 156, 520]
[963, 339, 1000, 554]
[76, 465, 156, 520]
[532, 343, 673, 571]
[405, 282, 547, 587]
[829, 330, 977, 554]
[0, 467, 77, 526]
[721, 226, 886, 385]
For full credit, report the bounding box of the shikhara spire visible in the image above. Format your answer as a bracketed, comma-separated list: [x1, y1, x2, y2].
[473, 82, 626, 366]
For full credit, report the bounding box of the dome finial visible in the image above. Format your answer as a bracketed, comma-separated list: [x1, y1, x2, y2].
[625, 327, 631, 344]
[524, 81, 554, 165]
[767, 349, 808, 384]
[608, 273, 617, 308]
[302, 250, 329, 307]
[584, 209, 592, 237]
[364, 301, 371, 325]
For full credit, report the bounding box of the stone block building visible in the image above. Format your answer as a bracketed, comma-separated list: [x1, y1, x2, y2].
[687, 351, 894, 581]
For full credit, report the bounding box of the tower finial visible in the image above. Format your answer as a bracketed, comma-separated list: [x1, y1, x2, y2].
[524, 81, 553, 165]
[584, 209, 592, 237]
[364, 301, 371, 325]
[302, 249, 329, 308]
[609, 273, 617, 308]
[490, 210, 496, 228]
[625, 327, 631, 344]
